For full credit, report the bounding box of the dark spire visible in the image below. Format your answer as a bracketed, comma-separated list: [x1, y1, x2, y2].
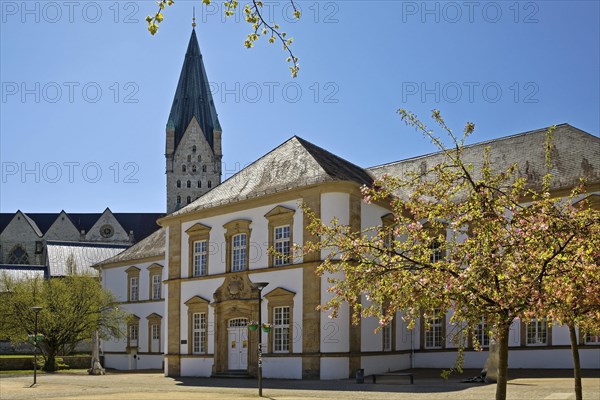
[167, 28, 220, 150]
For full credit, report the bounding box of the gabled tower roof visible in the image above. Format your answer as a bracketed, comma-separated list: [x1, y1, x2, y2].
[167, 28, 220, 150]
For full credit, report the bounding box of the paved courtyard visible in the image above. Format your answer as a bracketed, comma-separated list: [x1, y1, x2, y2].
[0, 369, 598, 400]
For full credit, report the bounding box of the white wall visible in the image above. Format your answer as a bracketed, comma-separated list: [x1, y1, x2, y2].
[320, 357, 349, 379]
[181, 357, 214, 377]
[361, 354, 411, 376]
[320, 272, 349, 353]
[263, 357, 302, 379]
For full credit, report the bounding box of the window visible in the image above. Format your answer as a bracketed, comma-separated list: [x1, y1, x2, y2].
[208, 181, 212, 188]
[273, 306, 290, 353]
[7, 246, 29, 264]
[186, 223, 211, 277]
[187, 180, 191, 188]
[526, 318, 548, 345]
[584, 333, 600, 344]
[197, 155, 201, 162]
[192, 145, 197, 153]
[265, 206, 295, 267]
[126, 266, 141, 302]
[232, 233, 247, 272]
[152, 324, 160, 340]
[273, 225, 291, 266]
[197, 180, 202, 188]
[182, 165, 186, 172]
[35, 241, 43, 254]
[176, 180, 181, 188]
[223, 219, 251, 273]
[129, 324, 138, 342]
[130, 277, 139, 301]
[202, 165, 207, 173]
[192, 165, 197, 173]
[177, 195, 181, 204]
[383, 323, 392, 351]
[423, 309, 444, 349]
[185, 296, 209, 355]
[193, 240, 207, 276]
[430, 241, 443, 263]
[474, 318, 490, 348]
[187, 196, 192, 204]
[187, 155, 191, 162]
[152, 274, 161, 299]
[192, 312, 207, 354]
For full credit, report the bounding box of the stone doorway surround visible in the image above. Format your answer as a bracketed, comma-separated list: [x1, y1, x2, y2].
[212, 273, 262, 376]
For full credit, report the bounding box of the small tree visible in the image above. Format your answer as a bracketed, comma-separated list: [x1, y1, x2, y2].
[0, 273, 128, 372]
[301, 110, 600, 400]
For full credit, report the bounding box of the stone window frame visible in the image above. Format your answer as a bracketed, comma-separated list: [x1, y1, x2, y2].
[420, 308, 446, 349]
[186, 223, 211, 278]
[185, 296, 210, 355]
[125, 266, 141, 302]
[265, 206, 295, 267]
[264, 287, 295, 354]
[223, 219, 252, 273]
[147, 263, 164, 300]
[521, 317, 552, 347]
[127, 314, 140, 353]
[146, 313, 162, 353]
[381, 213, 395, 248]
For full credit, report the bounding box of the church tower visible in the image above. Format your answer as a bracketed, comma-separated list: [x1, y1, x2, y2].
[166, 25, 222, 213]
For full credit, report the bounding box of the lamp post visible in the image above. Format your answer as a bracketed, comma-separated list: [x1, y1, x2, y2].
[31, 306, 42, 386]
[252, 281, 269, 397]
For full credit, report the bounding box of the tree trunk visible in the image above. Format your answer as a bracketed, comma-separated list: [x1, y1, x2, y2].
[568, 324, 583, 400]
[495, 324, 510, 400]
[43, 349, 57, 372]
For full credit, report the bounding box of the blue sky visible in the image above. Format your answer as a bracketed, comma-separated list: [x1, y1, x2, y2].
[1, 0, 599, 213]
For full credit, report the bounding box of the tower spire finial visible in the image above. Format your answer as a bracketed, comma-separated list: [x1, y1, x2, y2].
[192, 7, 196, 28]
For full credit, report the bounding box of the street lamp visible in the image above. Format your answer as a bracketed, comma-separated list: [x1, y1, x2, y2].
[31, 306, 42, 386]
[252, 281, 269, 397]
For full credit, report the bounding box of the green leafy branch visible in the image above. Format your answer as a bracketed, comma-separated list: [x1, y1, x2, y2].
[145, 0, 301, 78]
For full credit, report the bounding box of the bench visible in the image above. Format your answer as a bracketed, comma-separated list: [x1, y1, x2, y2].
[371, 372, 414, 384]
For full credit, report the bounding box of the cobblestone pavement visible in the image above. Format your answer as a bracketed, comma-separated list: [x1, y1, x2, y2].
[0, 369, 598, 400]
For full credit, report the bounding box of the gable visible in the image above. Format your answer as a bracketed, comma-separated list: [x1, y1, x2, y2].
[44, 211, 80, 241]
[86, 209, 129, 242]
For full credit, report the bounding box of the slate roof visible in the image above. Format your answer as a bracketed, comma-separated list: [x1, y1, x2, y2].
[93, 228, 166, 268]
[170, 136, 373, 216]
[0, 212, 164, 240]
[167, 28, 220, 151]
[46, 241, 130, 276]
[368, 124, 600, 197]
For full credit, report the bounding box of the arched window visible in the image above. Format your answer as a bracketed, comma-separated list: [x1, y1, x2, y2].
[176, 180, 181, 188]
[187, 196, 192, 204]
[202, 165, 207, 173]
[197, 180, 202, 188]
[208, 181, 212, 188]
[177, 195, 181, 204]
[182, 165, 187, 172]
[8, 246, 29, 264]
[187, 180, 191, 188]
[192, 145, 197, 153]
[197, 155, 201, 162]
[192, 165, 197, 173]
[187, 155, 191, 162]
